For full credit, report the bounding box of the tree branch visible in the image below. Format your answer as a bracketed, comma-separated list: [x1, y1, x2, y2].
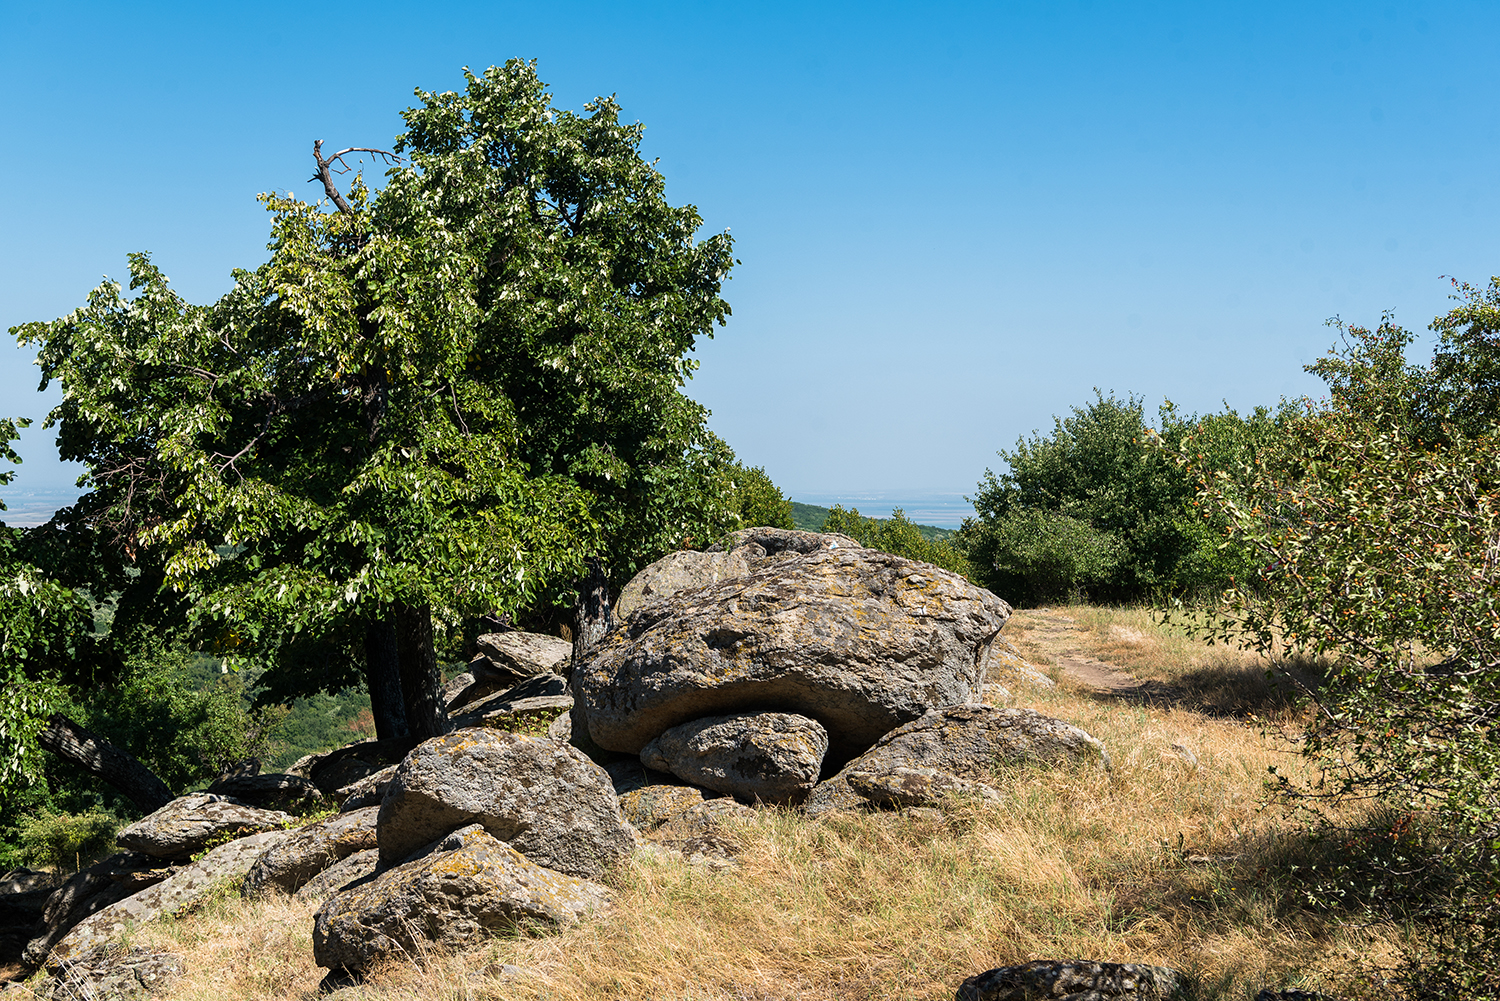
[38, 713, 174, 813]
[309, 140, 402, 215]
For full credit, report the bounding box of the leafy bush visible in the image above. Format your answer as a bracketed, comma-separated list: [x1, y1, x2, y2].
[820, 506, 973, 579]
[963, 508, 1121, 605]
[730, 464, 795, 532]
[8, 808, 120, 871]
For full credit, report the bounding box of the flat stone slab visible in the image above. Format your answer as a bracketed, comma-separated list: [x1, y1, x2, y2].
[116, 793, 292, 861]
[46, 829, 290, 964]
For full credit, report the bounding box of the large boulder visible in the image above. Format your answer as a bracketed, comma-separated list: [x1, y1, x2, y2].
[956, 960, 1184, 1000]
[40, 943, 184, 1000]
[806, 704, 1108, 816]
[241, 807, 379, 896]
[335, 764, 399, 812]
[577, 546, 1012, 763]
[449, 631, 575, 705]
[447, 673, 573, 731]
[206, 772, 324, 811]
[22, 854, 168, 967]
[115, 794, 291, 861]
[376, 730, 636, 880]
[45, 829, 290, 965]
[615, 549, 757, 622]
[640, 712, 829, 804]
[313, 825, 610, 973]
[293, 848, 380, 905]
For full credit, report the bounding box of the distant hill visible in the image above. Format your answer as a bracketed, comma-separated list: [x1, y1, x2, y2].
[788, 501, 956, 542]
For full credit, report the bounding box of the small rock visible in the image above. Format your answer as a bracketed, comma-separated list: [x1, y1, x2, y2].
[335, 765, 399, 811]
[614, 548, 757, 622]
[447, 673, 573, 731]
[981, 684, 1011, 705]
[205, 772, 324, 810]
[640, 712, 828, 804]
[845, 766, 1002, 809]
[475, 631, 572, 681]
[293, 849, 380, 906]
[116, 793, 292, 861]
[42, 943, 183, 1000]
[957, 960, 1184, 1001]
[982, 636, 1057, 689]
[618, 785, 708, 830]
[312, 825, 610, 973]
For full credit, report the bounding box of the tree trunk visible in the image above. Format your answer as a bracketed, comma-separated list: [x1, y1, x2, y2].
[364, 616, 409, 741]
[37, 714, 174, 813]
[571, 555, 613, 678]
[396, 602, 449, 739]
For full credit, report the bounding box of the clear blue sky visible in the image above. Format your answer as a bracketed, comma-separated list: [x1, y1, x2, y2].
[3, 1, 1497, 524]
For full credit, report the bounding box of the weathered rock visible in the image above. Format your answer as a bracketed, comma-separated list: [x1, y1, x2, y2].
[46, 830, 290, 964]
[673, 798, 758, 831]
[293, 848, 380, 905]
[335, 764, 399, 811]
[447, 673, 573, 731]
[115, 794, 292, 861]
[377, 730, 636, 880]
[706, 527, 860, 558]
[1, 868, 56, 896]
[578, 546, 1012, 763]
[206, 772, 324, 810]
[846, 766, 1002, 809]
[41, 943, 184, 1000]
[618, 785, 708, 830]
[983, 636, 1056, 689]
[640, 712, 828, 804]
[442, 671, 476, 709]
[982, 684, 1011, 705]
[806, 704, 1108, 816]
[306, 737, 421, 795]
[615, 549, 757, 622]
[23, 854, 168, 967]
[241, 807, 379, 896]
[313, 825, 610, 973]
[547, 710, 572, 742]
[478, 630, 573, 674]
[956, 960, 1185, 1001]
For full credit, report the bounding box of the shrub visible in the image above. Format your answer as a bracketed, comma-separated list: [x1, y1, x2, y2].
[11, 808, 120, 871]
[961, 507, 1121, 605]
[820, 506, 973, 580]
[730, 464, 795, 532]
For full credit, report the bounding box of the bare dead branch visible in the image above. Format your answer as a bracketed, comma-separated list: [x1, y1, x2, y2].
[310, 139, 403, 214]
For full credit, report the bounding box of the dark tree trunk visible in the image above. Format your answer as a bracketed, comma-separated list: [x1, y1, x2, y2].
[396, 602, 449, 739]
[571, 556, 613, 678]
[364, 616, 409, 741]
[37, 714, 173, 813]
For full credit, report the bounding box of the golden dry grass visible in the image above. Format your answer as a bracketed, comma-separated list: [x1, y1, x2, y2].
[90, 610, 1401, 1001]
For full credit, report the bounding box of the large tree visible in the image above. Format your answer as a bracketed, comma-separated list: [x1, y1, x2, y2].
[13, 60, 738, 740]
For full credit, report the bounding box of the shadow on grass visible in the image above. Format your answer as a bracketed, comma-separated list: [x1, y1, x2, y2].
[1084, 654, 1328, 721]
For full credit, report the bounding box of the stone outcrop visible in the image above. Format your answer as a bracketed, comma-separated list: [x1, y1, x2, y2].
[617, 785, 708, 830]
[846, 766, 1002, 809]
[45, 830, 290, 964]
[241, 807, 379, 896]
[312, 825, 610, 973]
[115, 794, 291, 861]
[982, 636, 1056, 689]
[293, 849, 380, 905]
[304, 737, 420, 796]
[23, 854, 169, 967]
[39, 943, 184, 1000]
[376, 730, 636, 880]
[806, 704, 1108, 815]
[335, 764, 398, 811]
[615, 549, 757, 621]
[640, 712, 828, 804]
[447, 632, 575, 709]
[447, 673, 573, 731]
[206, 772, 324, 810]
[956, 960, 1184, 1001]
[577, 545, 1012, 763]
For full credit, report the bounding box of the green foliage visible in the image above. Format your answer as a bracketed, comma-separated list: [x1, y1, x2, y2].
[1429, 276, 1500, 442]
[962, 508, 1121, 604]
[729, 465, 794, 532]
[789, 501, 955, 542]
[5, 807, 120, 871]
[1191, 394, 1500, 992]
[962, 391, 1193, 602]
[820, 506, 973, 579]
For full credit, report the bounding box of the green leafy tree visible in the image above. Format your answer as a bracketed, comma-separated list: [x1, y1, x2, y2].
[963, 391, 1193, 601]
[1430, 276, 1500, 441]
[14, 61, 737, 740]
[729, 464, 794, 531]
[820, 505, 973, 579]
[959, 507, 1120, 605]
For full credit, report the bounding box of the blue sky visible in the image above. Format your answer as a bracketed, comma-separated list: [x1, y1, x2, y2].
[3, 1, 1497, 526]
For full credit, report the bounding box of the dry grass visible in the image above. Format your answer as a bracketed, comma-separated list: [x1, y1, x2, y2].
[106, 611, 1402, 1001]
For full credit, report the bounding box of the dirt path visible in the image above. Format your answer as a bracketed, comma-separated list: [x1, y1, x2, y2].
[1010, 608, 1155, 696]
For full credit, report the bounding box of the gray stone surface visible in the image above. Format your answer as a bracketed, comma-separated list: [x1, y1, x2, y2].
[23, 854, 168, 967]
[617, 785, 708, 830]
[376, 729, 636, 880]
[447, 673, 572, 731]
[46, 830, 290, 964]
[241, 807, 379, 896]
[205, 772, 324, 810]
[615, 549, 757, 622]
[462, 632, 573, 698]
[640, 712, 828, 804]
[293, 849, 380, 906]
[806, 704, 1108, 816]
[577, 546, 1012, 763]
[982, 636, 1057, 689]
[845, 766, 1002, 809]
[40, 943, 184, 1000]
[115, 793, 292, 861]
[956, 960, 1184, 1000]
[335, 764, 399, 811]
[313, 825, 610, 973]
